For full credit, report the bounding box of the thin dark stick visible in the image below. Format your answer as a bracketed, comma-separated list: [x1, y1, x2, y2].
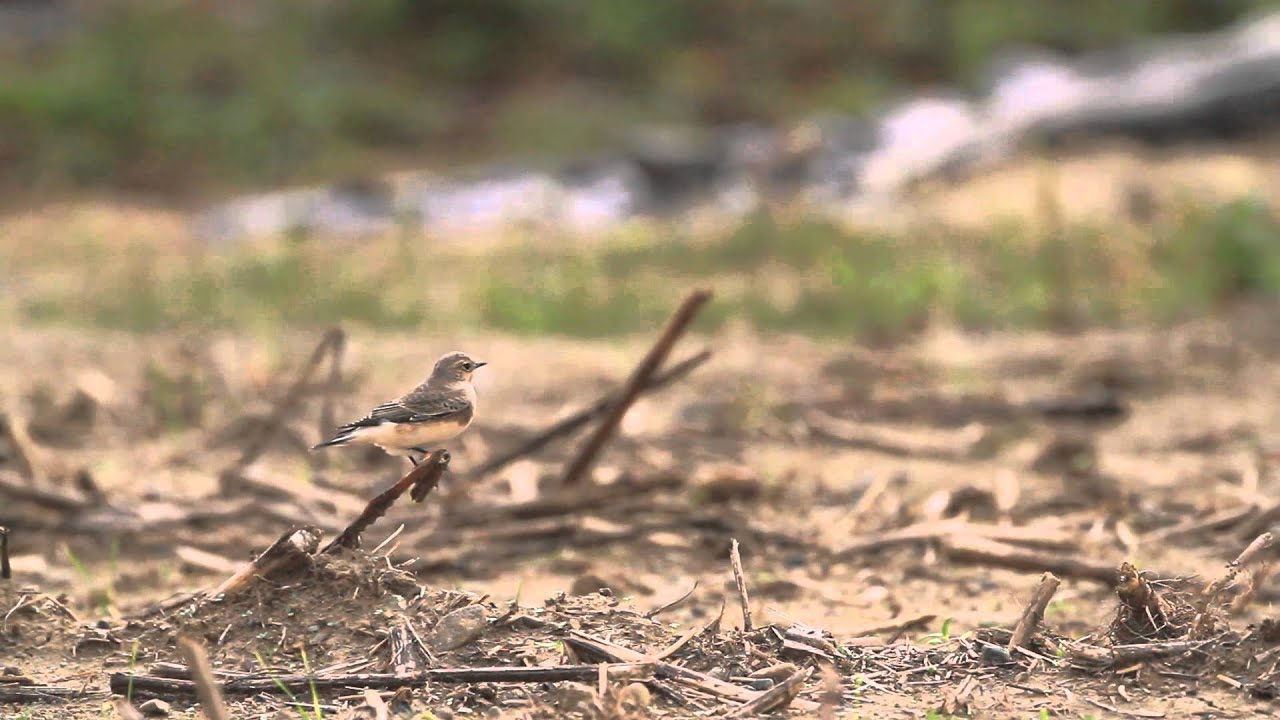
[234, 327, 345, 470]
[322, 450, 450, 553]
[0, 685, 100, 702]
[465, 349, 712, 480]
[560, 289, 712, 487]
[644, 579, 699, 618]
[1, 526, 10, 580]
[108, 664, 656, 697]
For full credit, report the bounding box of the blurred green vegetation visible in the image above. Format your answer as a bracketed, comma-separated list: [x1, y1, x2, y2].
[9, 198, 1280, 341]
[2, 0, 1278, 198]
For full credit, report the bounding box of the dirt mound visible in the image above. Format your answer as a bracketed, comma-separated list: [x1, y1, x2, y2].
[129, 551, 434, 671]
[1, 588, 85, 664]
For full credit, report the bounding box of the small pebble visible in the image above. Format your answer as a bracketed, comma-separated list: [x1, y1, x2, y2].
[555, 682, 598, 712]
[617, 683, 651, 710]
[426, 604, 489, 652]
[568, 574, 612, 597]
[139, 698, 171, 716]
[981, 645, 1013, 665]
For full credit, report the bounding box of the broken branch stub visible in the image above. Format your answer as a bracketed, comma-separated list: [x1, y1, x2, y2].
[208, 526, 321, 598]
[0, 525, 9, 580]
[1008, 572, 1060, 651]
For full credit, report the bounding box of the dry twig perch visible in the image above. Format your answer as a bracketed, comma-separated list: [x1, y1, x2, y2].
[323, 449, 450, 554]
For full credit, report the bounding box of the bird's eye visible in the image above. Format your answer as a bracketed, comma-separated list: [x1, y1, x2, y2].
[461, 361, 473, 371]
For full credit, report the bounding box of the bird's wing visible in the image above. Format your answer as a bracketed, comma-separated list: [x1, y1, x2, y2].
[342, 391, 470, 428]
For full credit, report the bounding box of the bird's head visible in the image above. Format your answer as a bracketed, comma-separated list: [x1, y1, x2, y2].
[432, 351, 487, 384]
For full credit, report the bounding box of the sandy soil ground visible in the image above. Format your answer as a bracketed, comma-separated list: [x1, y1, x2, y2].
[5, 306, 1280, 718]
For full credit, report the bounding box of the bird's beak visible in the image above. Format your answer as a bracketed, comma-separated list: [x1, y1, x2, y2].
[473, 361, 488, 369]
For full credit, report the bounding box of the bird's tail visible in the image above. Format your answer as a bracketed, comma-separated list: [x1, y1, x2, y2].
[311, 432, 354, 451]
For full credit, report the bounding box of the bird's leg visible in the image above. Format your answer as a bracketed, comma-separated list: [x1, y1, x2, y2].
[407, 446, 431, 467]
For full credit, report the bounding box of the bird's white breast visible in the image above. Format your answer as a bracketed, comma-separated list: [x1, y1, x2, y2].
[349, 416, 470, 449]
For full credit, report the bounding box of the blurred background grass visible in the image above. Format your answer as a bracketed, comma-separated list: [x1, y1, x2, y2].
[3, 0, 1280, 341]
[4, 0, 1278, 198]
[8, 198, 1280, 341]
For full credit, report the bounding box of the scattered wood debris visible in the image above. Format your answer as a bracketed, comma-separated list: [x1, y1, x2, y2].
[9, 303, 1280, 718]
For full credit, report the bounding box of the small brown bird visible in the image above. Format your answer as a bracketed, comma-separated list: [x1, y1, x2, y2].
[312, 351, 486, 465]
